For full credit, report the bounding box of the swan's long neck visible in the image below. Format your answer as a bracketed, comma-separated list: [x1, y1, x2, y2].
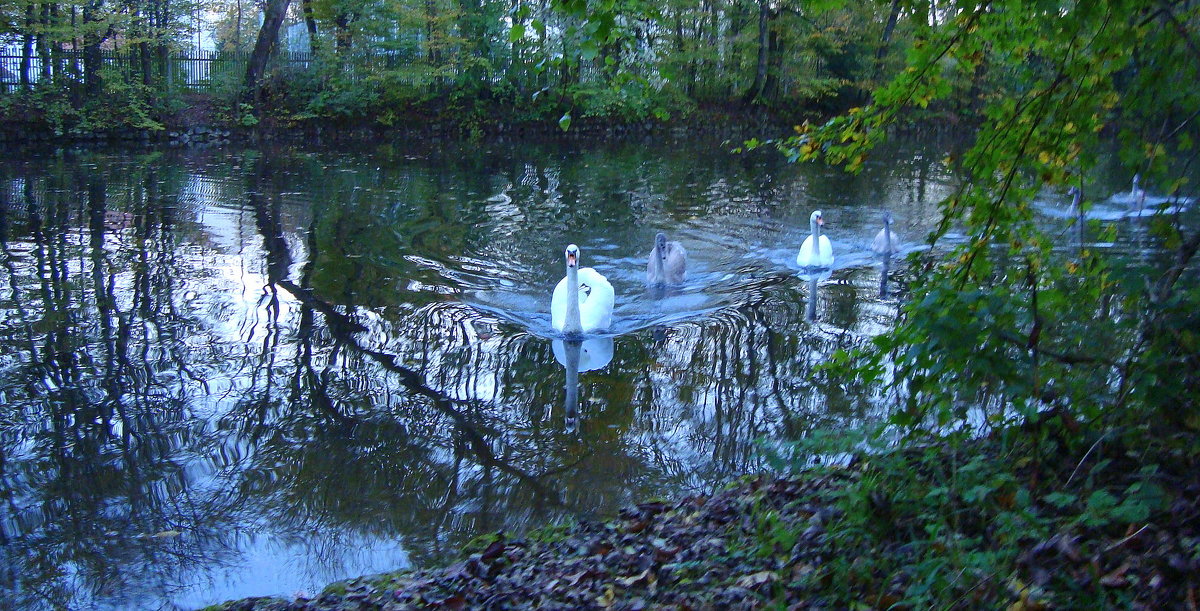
[883, 217, 893, 252]
[1072, 190, 1084, 251]
[811, 217, 822, 259]
[563, 265, 583, 334]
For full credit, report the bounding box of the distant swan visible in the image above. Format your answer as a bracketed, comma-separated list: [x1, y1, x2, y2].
[1131, 174, 1140, 197]
[796, 210, 834, 268]
[551, 244, 615, 335]
[647, 232, 687, 285]
[870, 212, 900, 257]
[1069, 187, 1084, 253]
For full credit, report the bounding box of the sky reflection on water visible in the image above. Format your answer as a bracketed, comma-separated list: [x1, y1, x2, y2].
[0, 137, 958, 609]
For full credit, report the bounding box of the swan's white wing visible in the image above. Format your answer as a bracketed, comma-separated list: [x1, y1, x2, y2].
[576, 268, 615, 332]
[871, 228, 900, 255]
[665, 241, 687, 283]
[818, 235, 835, 266]
[796, 236, 809, 265]
[796, 235, 817, 265]
[797, 235, 834, 267]
[648, 242, 688, 284]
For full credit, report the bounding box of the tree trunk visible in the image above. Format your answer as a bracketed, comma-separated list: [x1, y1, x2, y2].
[706, 0, 719, 93]
[136, 5, 150, 87]
[301, 0, 319, 53]
[763, 17, 782, 100]
[158, 0, 171, 86]
[874, 0, 901, 77]
[20, 4, 34, 90]
[48, 3, 62, 79]
[140, 41, 151, 87]
[745, 0, 770, 104]
[879, 0, 900, 52]
[39, 4, 51, 81]
[425, 0, 438, 65]
[243, 0, 292, 103]
[673, 14, 691, 97]
[235, 0, 243, 50]
[82, 2, 105, 98]
[335, 13, 352, 51]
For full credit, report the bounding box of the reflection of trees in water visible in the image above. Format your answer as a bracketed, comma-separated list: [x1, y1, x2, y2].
[0, 160, 250, 609]
[0, 145, 914, 608]
[627, 273, 894, 490]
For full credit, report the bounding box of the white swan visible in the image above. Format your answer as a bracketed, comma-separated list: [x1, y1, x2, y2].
[870, 211, 900, 257]
[1067, 186, 1086, 253]
[551, 244, 614, 335]
[796, 210, 834, 268]
[1068, 186, 1082, 210]
[647, 232, 687, 285]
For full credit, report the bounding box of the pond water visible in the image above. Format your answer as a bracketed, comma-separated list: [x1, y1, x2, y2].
[1, 134, 1165, 609]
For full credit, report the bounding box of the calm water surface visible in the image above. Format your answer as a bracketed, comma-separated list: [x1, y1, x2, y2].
[2, 136, 964, 609]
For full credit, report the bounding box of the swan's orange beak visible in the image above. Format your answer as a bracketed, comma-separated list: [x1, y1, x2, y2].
[567, 251, 578, 267]
[817, 217, 824, 227]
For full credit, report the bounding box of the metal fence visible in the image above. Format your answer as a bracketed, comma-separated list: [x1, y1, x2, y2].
[0, 49, 315, 93]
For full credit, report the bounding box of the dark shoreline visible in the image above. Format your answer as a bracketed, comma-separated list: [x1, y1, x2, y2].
[0, 105, 967, 151]
[200, 433, 1200, 611]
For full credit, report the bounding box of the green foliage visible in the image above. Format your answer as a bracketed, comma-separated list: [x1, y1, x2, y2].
[79, 66, 165, 132]
[771, 436, 1031, 606]
[1, 0, 917, 132]
[764, 423, 1193, 608]
[0, 86, 79, 135]
[0, 68, 167, 134]
[779, 0, 1200, 447]
[237, 104, 259, 127]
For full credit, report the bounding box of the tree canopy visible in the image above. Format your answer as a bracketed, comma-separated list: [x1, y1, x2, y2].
[781, 0, 1200, 441]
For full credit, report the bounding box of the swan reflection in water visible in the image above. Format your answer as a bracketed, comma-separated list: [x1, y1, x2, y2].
[798, 268, 832, 322]
[553, 337, 615, 433]
[871, 212, 902, 297]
